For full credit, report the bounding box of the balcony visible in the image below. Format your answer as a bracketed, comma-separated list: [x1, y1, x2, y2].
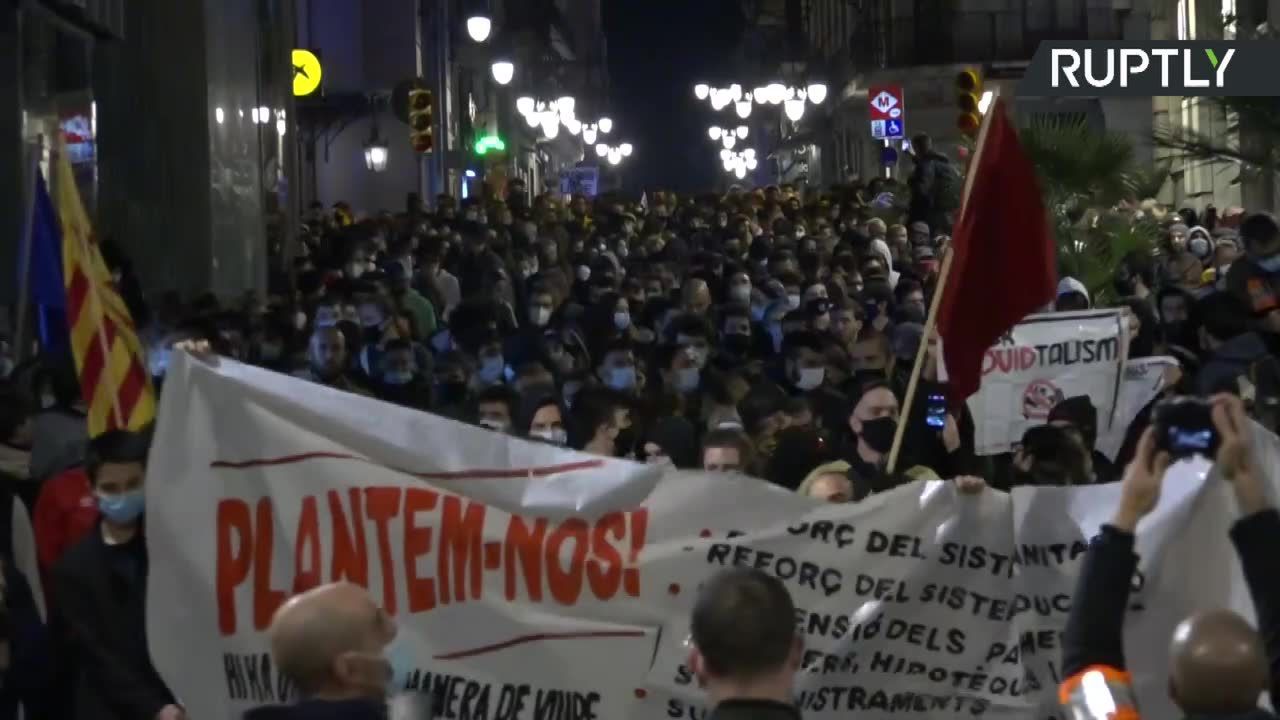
[851, 1, 1126, 70]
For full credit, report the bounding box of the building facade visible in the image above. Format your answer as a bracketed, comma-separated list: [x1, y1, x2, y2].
[296, 0, 609, 216]
[2, 0, 293, 312]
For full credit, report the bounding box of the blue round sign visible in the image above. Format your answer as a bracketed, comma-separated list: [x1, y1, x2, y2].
[880, 146, 898, 165]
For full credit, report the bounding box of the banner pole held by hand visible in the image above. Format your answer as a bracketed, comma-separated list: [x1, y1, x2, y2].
[885, 90, 1000, 476]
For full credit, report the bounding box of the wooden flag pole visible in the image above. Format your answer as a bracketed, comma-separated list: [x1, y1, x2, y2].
[884, 93, 1000, 476]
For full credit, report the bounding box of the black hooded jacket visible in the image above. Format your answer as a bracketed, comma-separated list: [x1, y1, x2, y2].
[1063, 510, 1280, 717]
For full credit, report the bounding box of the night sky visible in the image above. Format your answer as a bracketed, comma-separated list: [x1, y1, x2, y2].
[603, 0, 746, 194]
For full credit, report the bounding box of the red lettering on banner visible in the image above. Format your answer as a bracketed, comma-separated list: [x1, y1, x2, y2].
[253, 498, 288, 630]
[403, 488, 439, 612]
[364, 487, 401, 614]
[293, 497, 322, 593]
[982, 346, 1038, 375]
[328, 489, 368, 586]
[212, 489, 649, 636]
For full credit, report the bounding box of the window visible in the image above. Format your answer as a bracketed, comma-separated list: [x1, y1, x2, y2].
[1222, 0, 1237, 38]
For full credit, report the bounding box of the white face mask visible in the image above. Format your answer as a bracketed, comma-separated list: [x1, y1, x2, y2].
[730, 284, 752, 303]
[795, 366, 825, 391]
[614, 312, 631, 330]
[787, 294, 802, 310]
[529, 427, 568, 446]
[531, 307, 552, 327]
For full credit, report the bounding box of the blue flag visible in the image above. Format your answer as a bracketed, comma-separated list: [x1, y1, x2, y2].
[24, 172, 68, 351]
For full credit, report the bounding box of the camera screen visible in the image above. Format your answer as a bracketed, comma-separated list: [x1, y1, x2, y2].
[926, 395, 946, 428]
[1168, 426, 1213, 452]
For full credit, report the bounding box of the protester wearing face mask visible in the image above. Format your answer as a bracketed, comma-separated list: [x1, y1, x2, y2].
[845, 379, 903, 494]
[56, 428, 185, 720]
[249, 582, 417, 720]
[374, 339, 430, 410]
[848, 327, 894, 390]
[1226, 213, 1280, 342]
[661, 344, 702, 398]
[524, 398, 569, 447]
[471, 338, 508, 389]
[725, 271, 753, 307]
[597, 343, 640, 395]
[430, 353, 472, 418]
[475, 386, 518, 434]
[779, 332, 849, 435]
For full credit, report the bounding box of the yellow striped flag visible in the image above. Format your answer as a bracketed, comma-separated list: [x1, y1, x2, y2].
[53, 141, 156, 437]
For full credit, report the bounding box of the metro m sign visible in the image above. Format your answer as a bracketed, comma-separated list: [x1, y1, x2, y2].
[868, 84, 905, 122]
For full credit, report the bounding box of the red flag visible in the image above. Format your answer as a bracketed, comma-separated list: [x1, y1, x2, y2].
[937, 97, 1057, 405]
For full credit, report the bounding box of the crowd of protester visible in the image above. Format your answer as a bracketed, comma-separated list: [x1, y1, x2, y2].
[1, 133, 1280, 718]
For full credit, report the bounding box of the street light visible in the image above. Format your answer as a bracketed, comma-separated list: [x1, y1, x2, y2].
[807, 82, 828, 104]
[557, 96, 576, 114]
[564, 116, 582, 135]
[607, 148, 622, 165]
[721, 134, 736, 149]
[784, 98, 806, 122]
[735, 98, 752, 119]
[364, 140, 388, 172]
[516, 96, 535, 115]
[596, 143, 609, 157]
[466, 14, 492, 42]
[708, 127, 722, 140]
[582, 125, 598, 144]
[598, 117, 613, 134]
[620, 143, 633, 157]
[736, 125, 748, 138]
[540, 114, 559, 139]
[490, 59, 514, 85]
[694, 83, 710, 100]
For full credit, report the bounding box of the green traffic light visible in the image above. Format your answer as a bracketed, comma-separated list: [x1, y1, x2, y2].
[475, 135, 506, 154]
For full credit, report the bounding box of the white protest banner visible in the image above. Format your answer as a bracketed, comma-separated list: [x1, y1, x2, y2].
[148, 354, 1276, 720]
[964, 311, 1128, 455]
[1096, 356, 1180, 461]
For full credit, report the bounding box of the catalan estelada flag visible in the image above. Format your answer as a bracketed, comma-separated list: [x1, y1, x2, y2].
[52, 141, 156, 437]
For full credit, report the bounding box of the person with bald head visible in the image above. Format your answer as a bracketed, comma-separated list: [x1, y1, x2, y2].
[1063, 394, 1280, 717]
[245, 582, 413, 720]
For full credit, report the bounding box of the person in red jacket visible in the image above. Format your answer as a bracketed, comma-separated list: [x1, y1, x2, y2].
[32, 465, 97, 596]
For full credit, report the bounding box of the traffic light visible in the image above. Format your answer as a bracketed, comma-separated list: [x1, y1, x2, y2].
[475, 135, 506, 155]
[409, 87, 434, 153]
[955, 68, 982, 136]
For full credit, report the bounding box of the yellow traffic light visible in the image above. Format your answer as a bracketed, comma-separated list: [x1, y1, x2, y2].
[955, 68, 982, 136]
[409, 88, 434, 153]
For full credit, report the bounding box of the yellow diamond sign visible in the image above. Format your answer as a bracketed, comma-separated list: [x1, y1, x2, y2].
[292, 49, 322, 97]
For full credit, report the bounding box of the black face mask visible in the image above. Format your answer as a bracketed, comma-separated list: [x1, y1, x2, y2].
[859, 416, 897, 456]
[721, 334, 754, 358]
[435, 381, 468, 406]
[852, 368, 888, 389]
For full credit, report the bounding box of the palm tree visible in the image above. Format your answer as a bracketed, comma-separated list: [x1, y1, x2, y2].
[1015, 117, 1167, 303]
